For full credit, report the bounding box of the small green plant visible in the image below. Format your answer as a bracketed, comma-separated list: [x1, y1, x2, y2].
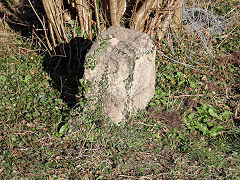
[79, 78, 90, 94]
[85, 36, 110, 70]
[54, 123, 69, 138]
[183, 104, 232, 137]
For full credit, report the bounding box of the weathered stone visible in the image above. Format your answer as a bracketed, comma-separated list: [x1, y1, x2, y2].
[83, 26, 156, 124]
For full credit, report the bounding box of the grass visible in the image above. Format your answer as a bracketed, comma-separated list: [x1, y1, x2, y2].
[0, 1, 240, 179]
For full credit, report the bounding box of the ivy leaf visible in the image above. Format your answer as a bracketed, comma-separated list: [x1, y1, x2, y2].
[208, 107, 220, 119]
[209, 131, 218, 137]
[198, 124, 208, 134]
[0, 75, 6, 83]
[177, 71, 183, 79]
[222, 110, 233, 120]
[210, 126, 224, 132]
[188, 113, 196, 120]
[59, 123, 69, 134]
[207, 122, 213, 126]
[84, 86, 88, 93]
[188, 79, 196, 89]
[179, 80, 186, 86]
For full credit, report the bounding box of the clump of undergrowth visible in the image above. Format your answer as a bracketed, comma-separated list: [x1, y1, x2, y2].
[0, 20, 69, 178]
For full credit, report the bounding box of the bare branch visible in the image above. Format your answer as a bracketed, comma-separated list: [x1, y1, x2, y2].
[94, 0, 101, 33]
[41, 0, 61, 42]
[109, 0, 120, 26]
[117, 0, 126, 23]
[89, 6, 93, 39]
[172, 0, 182, 30]
[156, 0, 179, 40]
[131, 0, 157, 31]
[75, 0, 91, 35]
[27, 0, 53, 51]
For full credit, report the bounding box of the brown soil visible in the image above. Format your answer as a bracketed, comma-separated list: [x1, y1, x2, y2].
[148, 107, 183, 129]
[215, 50, 240, 66]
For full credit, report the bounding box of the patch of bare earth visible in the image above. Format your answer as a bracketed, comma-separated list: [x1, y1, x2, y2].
[216, 50, 240, 67]
[148, 107, 183, 129]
